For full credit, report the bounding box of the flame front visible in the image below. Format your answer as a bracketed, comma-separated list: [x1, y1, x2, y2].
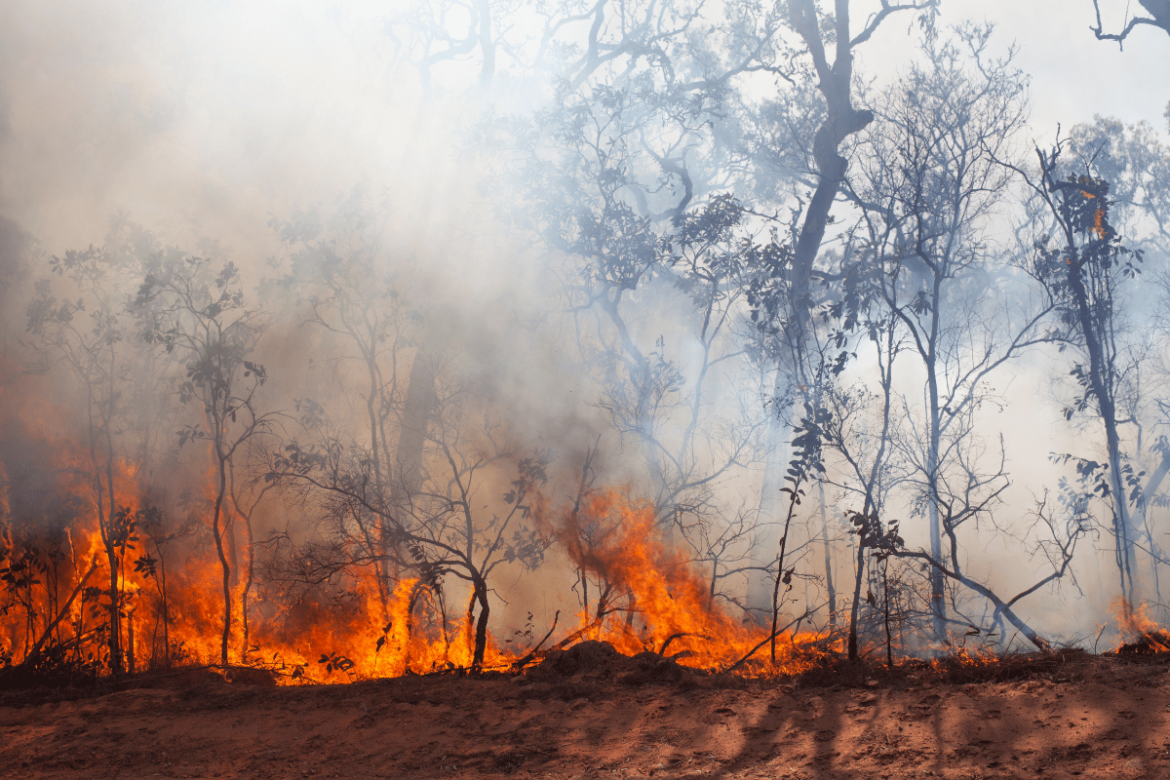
[2, 435, 832, 683]
[0, 346, 842, 684]
[539, 489, 829, 676]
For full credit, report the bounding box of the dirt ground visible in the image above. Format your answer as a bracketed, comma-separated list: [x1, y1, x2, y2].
[3, 643, 1170, 780]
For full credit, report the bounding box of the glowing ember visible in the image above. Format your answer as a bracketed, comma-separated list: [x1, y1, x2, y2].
[1079, 189, 1107, 239]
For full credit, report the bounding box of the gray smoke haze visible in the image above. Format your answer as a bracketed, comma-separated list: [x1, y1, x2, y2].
[0, 0, 592, 427]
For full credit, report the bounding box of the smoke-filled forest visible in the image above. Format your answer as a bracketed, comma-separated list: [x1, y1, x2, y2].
[3, 0, 1170, 702]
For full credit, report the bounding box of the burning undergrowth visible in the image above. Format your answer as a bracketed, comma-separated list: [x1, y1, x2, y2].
[530, 488, 833, 677]
[4, 421, 1170, 692]
[1112, 601, 1170, 658]
[0, 417, 831, 689]
[1, 333, 1168, 691]
[5, 396, 1170, 693]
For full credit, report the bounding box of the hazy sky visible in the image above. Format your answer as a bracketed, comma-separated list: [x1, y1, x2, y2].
[940, 0, 1168, 132]
[0, 0, 1166, 255]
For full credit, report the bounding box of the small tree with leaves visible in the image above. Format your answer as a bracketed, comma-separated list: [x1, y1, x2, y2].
[24, 242, 158, 675]
[134, 256, 280, 666]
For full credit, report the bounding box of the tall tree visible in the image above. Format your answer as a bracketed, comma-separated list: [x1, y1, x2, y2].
[845, 23, 1052, 640]
[745, 0, 941, 615]
[1066, 117, 1170, 605]
[1023, 139, 1146, 614]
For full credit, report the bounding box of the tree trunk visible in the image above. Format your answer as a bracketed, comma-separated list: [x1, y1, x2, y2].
[926, 412, 948, 640]
[750, 0, 877, 619]
[465, 574, 491, 671]
[847, 531, 867, 661]
[239, 512, 254, 662]
[397, 345, 439, 499]
[818, 481, 837, 629]
[1066, 254, 1139, 609]
[473, 581, 490, 670]
[212, 455, 232, 666]
[882, 557, 894, 670]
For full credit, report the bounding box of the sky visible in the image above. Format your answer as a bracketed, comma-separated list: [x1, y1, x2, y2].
[0, 0, 1166, 256]
[970, 0, 1168, 130]
[865, 0, 1168, 136]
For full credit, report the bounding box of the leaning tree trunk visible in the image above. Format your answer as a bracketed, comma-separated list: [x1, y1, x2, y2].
[748, 0, 878, 619]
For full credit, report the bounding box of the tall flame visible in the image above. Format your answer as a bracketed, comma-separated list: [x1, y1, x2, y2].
[537, 488, 829, 675]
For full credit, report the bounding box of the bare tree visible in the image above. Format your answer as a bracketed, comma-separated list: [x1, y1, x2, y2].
[267, 358, 550, 671]
[843, 24, 1064, 643]
[817, 311, 906, 658]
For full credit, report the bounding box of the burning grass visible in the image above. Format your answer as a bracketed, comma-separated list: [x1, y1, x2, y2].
[1110, 599, 1170, 658]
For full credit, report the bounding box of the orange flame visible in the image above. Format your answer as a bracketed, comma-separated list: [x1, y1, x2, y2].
[2, 375, 829, 686]
[1114, 599, 1170, 653]
[537, 488, 830, 676]
[1093, 208, 1106, 239]
[1080, 190, 1107, 239]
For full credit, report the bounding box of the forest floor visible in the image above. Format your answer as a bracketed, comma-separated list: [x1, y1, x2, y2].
[2, 642, 1170, 780]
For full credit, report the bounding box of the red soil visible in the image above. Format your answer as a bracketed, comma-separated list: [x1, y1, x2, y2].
[2, 645, 1169, 780]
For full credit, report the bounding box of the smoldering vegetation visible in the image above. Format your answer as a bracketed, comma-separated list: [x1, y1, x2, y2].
[2, 1, 1170, 687]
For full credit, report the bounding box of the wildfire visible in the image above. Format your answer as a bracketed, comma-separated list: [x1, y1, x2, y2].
[1080, 190, 1107, 239]
[1113, 599, 1170, 655]
[536, 488, 831, 677]
[3, 444, 833, 685]
[0, 345, 838, 688]
[0, 431, 513, 684]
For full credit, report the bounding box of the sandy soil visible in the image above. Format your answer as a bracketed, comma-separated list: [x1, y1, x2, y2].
[3, 644, 1170, 780]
